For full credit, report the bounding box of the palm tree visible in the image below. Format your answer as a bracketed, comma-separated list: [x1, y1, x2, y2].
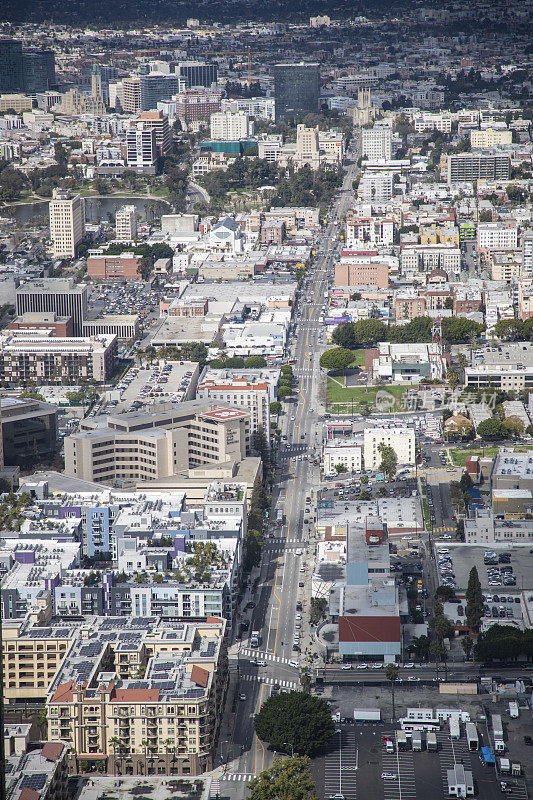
[385, 663, 399, 721]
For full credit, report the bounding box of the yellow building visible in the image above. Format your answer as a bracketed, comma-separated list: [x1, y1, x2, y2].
[420, 223, 460, 247]
[0, 94, 32, 113]
[3, 621, 73, 700]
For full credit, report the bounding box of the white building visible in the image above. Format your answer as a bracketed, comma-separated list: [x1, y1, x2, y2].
[359, 172, 393, 202]
[323, 439, 363, 475]
[477, 222, 518, 252]
[363, 426, 416, 470]
[196, 371, 274, 442]
[49, 190, 85, 259]
[115, 205, 138, 242]
[361, 125, 392, 160]
[126, 123, 157, 172]
[413, 113, 452, 133]
[210, 111, 254, 140]
[258, 134, 283, 163]
[221, 97, 275, 121]
[346, 215, 394, 247]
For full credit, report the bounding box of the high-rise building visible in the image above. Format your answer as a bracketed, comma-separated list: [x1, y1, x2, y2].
[15, 278, 88, 335]
[178, 61, 218, 87]
[0, 39, 23, 92]
[361, 125, 392, 160]
[115, 205, 138, 242]
[126, 123, 157, 172]
[175, 90, 222, 126]
[138, 110, 172, 155]
[522, 231, 533, 280]
[273, 62, 320, 121]
[22, 49, 55, 93]
[122, 76, 141, 113]
[48, 190, 85, 260]
[139, 73, 185, 110]
[446, 154, 511, 183]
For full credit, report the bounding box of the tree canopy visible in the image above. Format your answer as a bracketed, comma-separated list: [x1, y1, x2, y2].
[476, 417, 507, 440]
[319, 347, 356, 371]
[254, 691, 334, 757]
[465, 566, 483, 632]
[331, 316, 485, 350]
[248, 756, 317, 800]
[378, 443, 398, 480]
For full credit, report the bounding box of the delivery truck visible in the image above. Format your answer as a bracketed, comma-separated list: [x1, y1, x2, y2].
[412, 730, 423, 751]
[427, 731, 438, 751]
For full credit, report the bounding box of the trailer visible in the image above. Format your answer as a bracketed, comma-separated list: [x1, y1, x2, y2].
[466, 722, 479, 752]
[396, 730, 409, 751]
[492, 714, 503, 740]
[353, 708, 381, 722]
[427, 731, 438, 751]
[449, 717, 461, 739]
[412, 730, 423, 751]
[508, 702, 519, 719]
[499, 758, 511, 775]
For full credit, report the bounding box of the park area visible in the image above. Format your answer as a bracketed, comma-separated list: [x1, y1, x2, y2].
[450, 445, 532, 466]
[326, 378, 408, 415]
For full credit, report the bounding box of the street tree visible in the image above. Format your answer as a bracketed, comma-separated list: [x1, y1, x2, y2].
[378, 442, 398, 480]
[461, 635, 474, 662]
[465, 566, 483, 632]
[319, 347, 355, 371]
[248, 756, 317, 800]
[476, 417, 507, 440]
[385, 663, 399, 720]
[254, 691, 334, 757]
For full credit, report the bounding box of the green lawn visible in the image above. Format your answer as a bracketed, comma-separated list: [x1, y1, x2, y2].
[351, 350, 366, 368]
[451, 445, 531, 466]
[326, 380, 408, 413]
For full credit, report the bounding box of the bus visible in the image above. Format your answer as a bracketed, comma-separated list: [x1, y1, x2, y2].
[399, 719, 441, 734]
[466, 722, 479, 751]
[276, 509, 284, 526]
[250, 631, 260, 648]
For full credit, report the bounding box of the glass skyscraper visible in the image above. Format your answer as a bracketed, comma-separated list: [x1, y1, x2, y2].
[273, 62, 320, 121]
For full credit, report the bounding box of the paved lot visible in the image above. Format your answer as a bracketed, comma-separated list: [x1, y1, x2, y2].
[109, 362, 198, 412]
[434, 543, 533, 593]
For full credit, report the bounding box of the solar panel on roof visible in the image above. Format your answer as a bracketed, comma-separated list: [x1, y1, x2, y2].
[21, 775, 47, 790]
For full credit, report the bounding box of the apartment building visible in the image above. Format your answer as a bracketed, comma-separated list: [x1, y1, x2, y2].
[345, 216, 394, 247]
[477, 222, 518, 251]
[470, 128, 512, 148]
[413, 112, 452, 133]
[122, 76, 141, 113]
[454, 285, 482, 315]
[446, 153, 511, 183]
[358, 172, 393, 202]
[6, 740, 69, 800]
[394, 292, 427, 322]
[363, 426, 415, 470]
[115, 205, 138, 242]
[49, 190, 85, 260]
[82, 315, 140, 341]
[361, 125, 392, 160]
[464, 344, 533, 391]
[0, 332, 117, 384]
[334, 261, 389, 289]
[86, 249, 142, 280]
[175, 90, 222, 126]
[400, 244, 461, 278]
[64, 401, 250, 484]
[42, 616, 227, 775]
[323, 439, 363, 474]
[2, 621, 73, 700]
[522, 231, 533, 280]
[16, 278, 87, 336]
[196, 373, 272, 441]
[221, 97, 275, 121]
[518, 281, 533, 320]
[210, 111, 253, 140]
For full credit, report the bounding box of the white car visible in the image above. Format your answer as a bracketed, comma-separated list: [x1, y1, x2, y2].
[404, 662, 416, 669]
[356, 663, 368, 670]
[289, 659, 299, 668]
[256, 660, 267, 667]
[340, 664, 352, 670]
[381, 773, 397, 780]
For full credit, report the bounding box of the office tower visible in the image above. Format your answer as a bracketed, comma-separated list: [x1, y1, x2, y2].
[295, 124, 321, 169]
[115, 205, 138, 242]
[138, 110, 172, 155]
[91, 65, 119, 107]
[48, 190, 85, 260]
[126, 123, 157, 172]
[175, 90, 222, 126]
[0, 39, 23, 91]
[178, 61, 218, 87]
[362, 125, 392, 160]
[22, 50, 55, 93]
[273, 62, 320, 121]
[122, 76, 141, 113]
[139, 73, 185, 111]
[16, 277, 88, 336]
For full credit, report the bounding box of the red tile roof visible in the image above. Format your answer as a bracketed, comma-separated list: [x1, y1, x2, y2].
[19, 789, 39, 800]
[339, 615, 401, 644]
[41, 742, 65, 761]
[191, 664, 209, 688]
[114, 687, 160, 702]
[50, 680, 75, 703]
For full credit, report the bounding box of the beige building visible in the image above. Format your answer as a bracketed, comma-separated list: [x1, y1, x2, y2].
[49, 190, 85, 259]
[122, 76, 141, 113]
[196, 374, 271, 442]
[55, 88, 106, 116]
[115, 205, 138, 242]
[3, 621, 73, 701]
[470, 128, 512, 148]
[0, 94, 32, 113]
[41, 616, 227, 776]
[210, 111, 252, 140]
[64, 400, 250, 484]
[137, 110, 172, 156]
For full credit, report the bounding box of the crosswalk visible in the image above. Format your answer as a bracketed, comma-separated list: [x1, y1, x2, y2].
[381, 750, 417, 800]
[219, 774, 256, 783]
[324, 728, 357, 800]
[236, 648, 296, 665]
[433, 526, 456, 534]
[240, 674, 299, 690]
[267, 538, 304, 545]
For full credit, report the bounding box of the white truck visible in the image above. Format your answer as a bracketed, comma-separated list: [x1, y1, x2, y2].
[353, 708, 381, 722]
[508, 702, 519, 719]
[449, 717, 461, 739]
[412, 730, 423, 751]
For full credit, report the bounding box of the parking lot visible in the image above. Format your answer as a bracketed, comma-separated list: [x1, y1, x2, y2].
[312, 721, 529, 800]
[434, 543, 533, 594]
[107, 362, 199, 412]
